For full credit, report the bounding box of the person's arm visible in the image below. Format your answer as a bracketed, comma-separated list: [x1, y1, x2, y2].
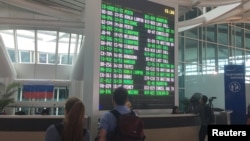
[193, 105, 201, 114]
[96, 112, 111, 141]
[97, 128, 107, 141]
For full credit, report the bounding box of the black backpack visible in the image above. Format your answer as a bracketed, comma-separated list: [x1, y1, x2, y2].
[109, 109, 145, 141]
[205, 105, 215, 124]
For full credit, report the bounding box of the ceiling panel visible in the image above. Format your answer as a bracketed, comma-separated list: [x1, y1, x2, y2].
[31, 0, 85, 12]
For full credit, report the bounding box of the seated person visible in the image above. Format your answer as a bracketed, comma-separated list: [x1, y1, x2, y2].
[172, 106, 180, 114]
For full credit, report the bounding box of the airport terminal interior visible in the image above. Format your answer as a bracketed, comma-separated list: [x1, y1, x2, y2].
[0, 0, 250, 141]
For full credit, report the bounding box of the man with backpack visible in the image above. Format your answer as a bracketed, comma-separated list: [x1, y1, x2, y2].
[96, 86, 145, 141]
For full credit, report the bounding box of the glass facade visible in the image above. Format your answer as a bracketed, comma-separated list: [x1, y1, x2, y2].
[179, 8, 250, 108]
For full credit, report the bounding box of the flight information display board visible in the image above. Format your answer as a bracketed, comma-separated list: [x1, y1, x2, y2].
[99, 0, 176, 110]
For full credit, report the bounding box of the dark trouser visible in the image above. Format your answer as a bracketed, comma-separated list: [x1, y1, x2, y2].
[199, 125, 207, 141]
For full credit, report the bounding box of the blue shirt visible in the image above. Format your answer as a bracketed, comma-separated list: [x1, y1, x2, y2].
[45, 124, 90, 141]
[99, 105, 131, 133]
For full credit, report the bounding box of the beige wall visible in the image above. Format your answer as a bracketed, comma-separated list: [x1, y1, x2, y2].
[0, 132, 45, 141]
[144, 126, 200, 141]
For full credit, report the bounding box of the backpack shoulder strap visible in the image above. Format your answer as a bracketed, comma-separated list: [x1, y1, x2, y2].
[130, 110, 136, 116]
[110, 109, 136, 118]
[110, 109, 121, 119]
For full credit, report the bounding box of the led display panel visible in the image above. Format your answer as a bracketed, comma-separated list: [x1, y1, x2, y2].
[99, 0, 176, 110]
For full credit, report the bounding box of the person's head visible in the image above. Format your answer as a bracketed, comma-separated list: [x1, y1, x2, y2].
[63, 97, 85, 141]
[172, 106, 179, 114]
[64, 97, 85, 121]
[112, 86, 128, 106]
[200, 95, 208, 104]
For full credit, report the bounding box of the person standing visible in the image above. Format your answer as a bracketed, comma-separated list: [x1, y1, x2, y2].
[194, 95, 209, 141]
[45, 97, 90, 141]
[96, 86, 131, 141]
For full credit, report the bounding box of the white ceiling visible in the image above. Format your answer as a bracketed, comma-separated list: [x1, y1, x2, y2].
[0, 0, 249, 33]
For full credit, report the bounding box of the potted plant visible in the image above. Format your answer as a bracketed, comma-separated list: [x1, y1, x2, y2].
[0, 82, 20, 114]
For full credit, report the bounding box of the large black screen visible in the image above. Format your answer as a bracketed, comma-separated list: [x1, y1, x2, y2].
[99, 0, 176, 110]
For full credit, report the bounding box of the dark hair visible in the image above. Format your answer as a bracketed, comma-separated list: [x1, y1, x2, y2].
[201, 95, 208, 104]
[113, 87, 128, 105]
[63, 97, 85, 141]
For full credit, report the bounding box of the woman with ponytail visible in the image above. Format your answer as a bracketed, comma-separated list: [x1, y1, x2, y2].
[45, 97, 90, 141]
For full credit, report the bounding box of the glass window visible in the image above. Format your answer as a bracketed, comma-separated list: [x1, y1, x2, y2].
[206, 65, 216, 74]
[39, 52, 47, 63]
[178, 88, 185, 112]
[207, 25, 216, 42]
[218, 45, 228, 73]
[70, 34, 77, 64]
[51, 107, 65, 115]
[185, 27, 198, 39]
[16, 30, 35, 63]
[68, 55, 73, 64]
[178, 63, 185, 87]
[245, 30, 250, 49]
[185, 63, 197, 75]
[200, 27, 206, 41]
[178, 37, 184, 62]
[185, 8, 199, 20]
[0, 30, 15, 48]
[19, 51, 31, 63]
[48, 53, 56, 64]
[16, 30, 35, 51]
[245, 51, 250, 80]
[37, 30, 57, 64]
[235, 49, 244, 64]
[179, 15, 184, 22]
[235, 23, 244, 28]
[206, 43, 216, 60]
[206, 43, 216, 73]
[218, 24, 228, 45]
[58, 32, 70, 64]
[60, 54, 73, 65]
[54, 87, 69, 101]
[7, 49, 16, 62]
[70, 34, 77, 53]
[207, 43, 216, 57]
[185, 38, 198, 63]
[245, 23, 250, 30]
[235, 28, 244, 48]
[230, 25, 235, 46]
[61, 54, 68, 64]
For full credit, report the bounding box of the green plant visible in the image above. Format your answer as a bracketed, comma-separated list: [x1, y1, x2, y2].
[0, 82, 20, 112]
